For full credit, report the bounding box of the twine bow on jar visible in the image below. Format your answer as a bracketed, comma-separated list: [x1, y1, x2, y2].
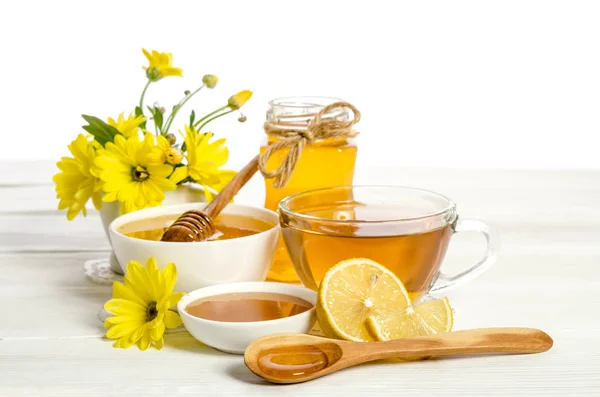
[258, 101, 361, 188]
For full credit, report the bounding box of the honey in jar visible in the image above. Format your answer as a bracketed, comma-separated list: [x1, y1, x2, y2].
[261, 97, 358, 282]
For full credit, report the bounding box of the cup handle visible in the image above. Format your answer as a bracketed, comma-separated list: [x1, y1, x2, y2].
[430, 217, 499, 294]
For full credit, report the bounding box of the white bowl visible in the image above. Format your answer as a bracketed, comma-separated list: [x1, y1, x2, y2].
[109, 203, 280, 292]
[178, 282, 317, 354]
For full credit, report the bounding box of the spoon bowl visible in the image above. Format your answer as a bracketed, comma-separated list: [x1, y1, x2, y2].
[244, 327, 553, 384]
[245, 334, 344, 382]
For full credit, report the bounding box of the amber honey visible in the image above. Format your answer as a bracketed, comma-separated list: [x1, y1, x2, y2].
[117, 213, 273, 241]
[185, 292, 313, 322]
[262, 97, 358, 283]
[257, 345, 330, 380]
[281, 199, 454, 300]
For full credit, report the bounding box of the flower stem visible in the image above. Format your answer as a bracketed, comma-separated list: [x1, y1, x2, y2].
[196, 109, 235, 132]
[193, 105, 229, 129]
[163, 84, 205, 133]
[139, 80, 152, 110]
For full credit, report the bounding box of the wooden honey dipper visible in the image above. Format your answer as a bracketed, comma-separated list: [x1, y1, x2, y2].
[161, 155, 259, 242]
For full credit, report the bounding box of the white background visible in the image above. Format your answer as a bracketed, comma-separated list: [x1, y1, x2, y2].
[0, 0, 598, 169]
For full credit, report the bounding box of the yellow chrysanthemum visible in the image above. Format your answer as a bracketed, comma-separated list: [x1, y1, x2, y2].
[142, 48, 183, 81]
[107, 112, 146, 138]
[170, 126, 236, 200]
[148, 135, 184, 165]
[53, 134, 103, 220]
[104, 257, 184, 350]
[227, 90, 253, 110]
[95, 133, 176, 214]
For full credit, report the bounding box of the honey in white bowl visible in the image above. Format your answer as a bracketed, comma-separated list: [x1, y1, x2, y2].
[117, 213, 274, 242]
[185, 292, 313, 322]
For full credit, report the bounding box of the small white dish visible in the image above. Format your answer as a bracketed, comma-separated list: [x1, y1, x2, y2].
[178, 282, 317, 354]
[109, 203, 280, 292]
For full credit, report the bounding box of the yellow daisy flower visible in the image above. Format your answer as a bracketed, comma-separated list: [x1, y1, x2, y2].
[148, 135, 184, 165]
[170, 126, 236, 200]
[104, 257, 184, 350]
[107, 112, 146, 138]
[142, 48, 183, 81]
[227, 90, 253, 110]
[94, 133, 176, 214]
[53, 134, 103, 220]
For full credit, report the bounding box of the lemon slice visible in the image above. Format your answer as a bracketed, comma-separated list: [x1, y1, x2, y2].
[366, 297, 454, 341]
[316, 258, 411, 341]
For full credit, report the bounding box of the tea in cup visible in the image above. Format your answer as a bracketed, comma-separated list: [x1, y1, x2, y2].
[279, 186, 498, 300]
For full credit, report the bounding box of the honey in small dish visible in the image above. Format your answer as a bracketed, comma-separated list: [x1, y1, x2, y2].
[117, 213, 273, 241]
[185, 292, 313, 322]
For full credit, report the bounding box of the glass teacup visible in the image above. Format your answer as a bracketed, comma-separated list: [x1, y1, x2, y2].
[279, 186, 498, 300]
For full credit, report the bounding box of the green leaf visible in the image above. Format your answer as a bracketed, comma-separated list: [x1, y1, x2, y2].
[81, 115, 121, 147]
[147, 106, 163, 134]
[135, 106, 147, 130]
[154, 110, 163, 131]
[189, 110, 196, 126]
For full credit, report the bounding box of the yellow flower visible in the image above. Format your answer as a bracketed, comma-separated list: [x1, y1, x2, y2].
[104, 257, 184, 350]
[95, 133, 176, 214]
[202, 74, 219, 89]
[148, 135, 184, 165]
[227, 90, 253, 110]
[53, 134, 103, 220]
[142, 48, 183, 81]
[170, 126, 236, 200]
[107, 112, 146, 138]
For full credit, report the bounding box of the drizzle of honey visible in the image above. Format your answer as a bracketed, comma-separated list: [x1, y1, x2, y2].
[117, 213, 274, 241]
[257, 345, 329, 380]
[185, 292, 313, 322]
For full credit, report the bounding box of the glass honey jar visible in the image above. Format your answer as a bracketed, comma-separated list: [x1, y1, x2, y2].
[260, 97, 359, 282]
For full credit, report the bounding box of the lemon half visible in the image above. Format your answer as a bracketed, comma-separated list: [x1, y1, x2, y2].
[316, 258, 453, 342]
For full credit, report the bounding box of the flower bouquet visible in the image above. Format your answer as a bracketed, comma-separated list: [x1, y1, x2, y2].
[53, 48, 252, 220]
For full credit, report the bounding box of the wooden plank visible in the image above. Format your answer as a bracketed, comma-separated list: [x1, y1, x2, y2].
[0, 160, 59, 186]
[0, 253, 111, 338]
[0, 213, 110, 252]
[0, 209, 597, 254]
[1, 241, 599, 338]
[0, 330, 598, 396]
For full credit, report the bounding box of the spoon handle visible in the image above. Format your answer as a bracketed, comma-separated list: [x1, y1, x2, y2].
[203, 155, 259, 219]
[348, 328, 553, 361]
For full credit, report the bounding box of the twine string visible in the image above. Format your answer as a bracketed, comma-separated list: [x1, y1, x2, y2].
[258, 101, 361, 188]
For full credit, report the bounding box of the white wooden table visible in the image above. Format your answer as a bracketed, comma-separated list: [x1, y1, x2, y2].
[1, 161, 599, 396]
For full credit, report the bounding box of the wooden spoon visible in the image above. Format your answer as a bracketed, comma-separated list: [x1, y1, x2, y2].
[161, 155, 259, 242]
[244, 328, 553, 384]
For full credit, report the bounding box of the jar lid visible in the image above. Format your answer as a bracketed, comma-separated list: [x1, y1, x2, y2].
[266, 96, 350, 130]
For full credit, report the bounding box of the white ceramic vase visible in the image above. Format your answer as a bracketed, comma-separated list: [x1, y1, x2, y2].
[99, 183, 208, 274]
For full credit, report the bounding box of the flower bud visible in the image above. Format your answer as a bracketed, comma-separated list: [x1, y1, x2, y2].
[146, 68, 161, 82]
[238, 115, 247, 123]
[165, 148, 184, 165]
[166, 133, 177, 145]
[159, 107, 166, 114]
[184, 90, 191, 96]
[202, 74, 219, 89]
[228, 90, 253, 110]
